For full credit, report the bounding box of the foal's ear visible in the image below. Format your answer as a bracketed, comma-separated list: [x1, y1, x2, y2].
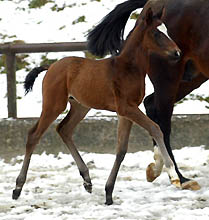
[145, 8, 153, 25]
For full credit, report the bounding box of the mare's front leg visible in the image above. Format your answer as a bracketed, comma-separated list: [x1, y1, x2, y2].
[144, 55, 187, 186]
[105, 116, 132, 205]
[56, 98, 92, 193]
[144, 93, 183, 184]
[143, 74, 206, 190]
[146, 145, 164, 182]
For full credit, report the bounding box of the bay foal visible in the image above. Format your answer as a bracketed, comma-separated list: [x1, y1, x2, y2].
[13, 8, 181, 205]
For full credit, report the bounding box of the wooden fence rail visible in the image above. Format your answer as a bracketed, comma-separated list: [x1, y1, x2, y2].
[0, 42, 87, 118]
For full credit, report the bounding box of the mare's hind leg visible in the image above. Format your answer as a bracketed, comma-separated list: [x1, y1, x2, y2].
[105, 115, 133, 205]
[146, 145, 164, 182]
[13, 96, 68, 200]
[56, 98, 92, 193]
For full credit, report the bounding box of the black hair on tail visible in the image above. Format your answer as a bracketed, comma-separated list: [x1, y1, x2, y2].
[87, 0, 147, 57]
[24, 65, 49, 95]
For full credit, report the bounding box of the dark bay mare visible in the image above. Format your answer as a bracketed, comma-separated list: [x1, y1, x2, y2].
[87, 0, 208, 190]
[13, 8, 182, 205]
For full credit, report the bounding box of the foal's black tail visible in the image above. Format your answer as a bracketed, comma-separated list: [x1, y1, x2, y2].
[87, 0, 147, 57]
[24, 65, 49, 95]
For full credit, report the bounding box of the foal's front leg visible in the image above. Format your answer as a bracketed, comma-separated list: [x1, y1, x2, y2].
[118, 105, 180, 188]
[105, 116, 132, 205]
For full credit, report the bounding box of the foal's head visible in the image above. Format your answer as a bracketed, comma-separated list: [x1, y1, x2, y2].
[125, 8, 181, 65]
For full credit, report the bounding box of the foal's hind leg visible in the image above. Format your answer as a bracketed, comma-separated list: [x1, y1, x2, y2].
[56, 98, 92, 193]
[105, 116, 133, 205]
[12, 97, 68, 200]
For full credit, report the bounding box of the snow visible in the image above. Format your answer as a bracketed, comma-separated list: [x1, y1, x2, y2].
[1, 146, 209, 219]
[0, 0, 209, 118]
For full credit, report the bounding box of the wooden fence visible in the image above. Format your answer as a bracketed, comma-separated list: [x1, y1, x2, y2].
[0, 41, 87, 118]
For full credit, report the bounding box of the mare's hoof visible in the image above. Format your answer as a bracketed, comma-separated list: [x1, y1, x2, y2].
[83, 181, 92, 193]
[171, 179, 181, 188]
[12, 189, 21, 200]
[181, 180, 201, 191]
[146, 163, 158, 182]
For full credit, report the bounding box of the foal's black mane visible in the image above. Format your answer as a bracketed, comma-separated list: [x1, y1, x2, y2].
[87, 0, 147, 57]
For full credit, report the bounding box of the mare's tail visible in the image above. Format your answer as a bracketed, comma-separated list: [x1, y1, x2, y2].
[24, 65, 49, 95]
[87, 0, 147, 56]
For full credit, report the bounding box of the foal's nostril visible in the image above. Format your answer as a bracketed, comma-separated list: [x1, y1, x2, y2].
[170, 50, 181, 61]
[174, 50, 181, 58]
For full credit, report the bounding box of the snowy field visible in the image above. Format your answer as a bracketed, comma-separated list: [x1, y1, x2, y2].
[1, 146, 209, 220]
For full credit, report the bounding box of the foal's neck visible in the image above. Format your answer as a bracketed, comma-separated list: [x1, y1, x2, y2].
[117, 24, 148, 74]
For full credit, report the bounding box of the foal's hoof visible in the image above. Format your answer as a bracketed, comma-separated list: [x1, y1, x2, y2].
[83, 181, 92, 193]
[146, 163, 159, 182]
[181, 180, 201, 191]
[12, 189, 21, 200]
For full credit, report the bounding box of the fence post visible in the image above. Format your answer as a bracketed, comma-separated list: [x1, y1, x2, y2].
[0, 41, 88, 118]
[6, 52, 17, 118]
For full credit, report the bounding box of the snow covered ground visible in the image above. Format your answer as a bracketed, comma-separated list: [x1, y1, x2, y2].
[1, 146, 209, 220]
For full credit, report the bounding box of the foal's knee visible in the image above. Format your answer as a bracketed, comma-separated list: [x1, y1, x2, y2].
[149, 123, 163, 140]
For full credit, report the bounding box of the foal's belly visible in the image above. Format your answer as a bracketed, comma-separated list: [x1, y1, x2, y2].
[69, 72, 116, 111]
